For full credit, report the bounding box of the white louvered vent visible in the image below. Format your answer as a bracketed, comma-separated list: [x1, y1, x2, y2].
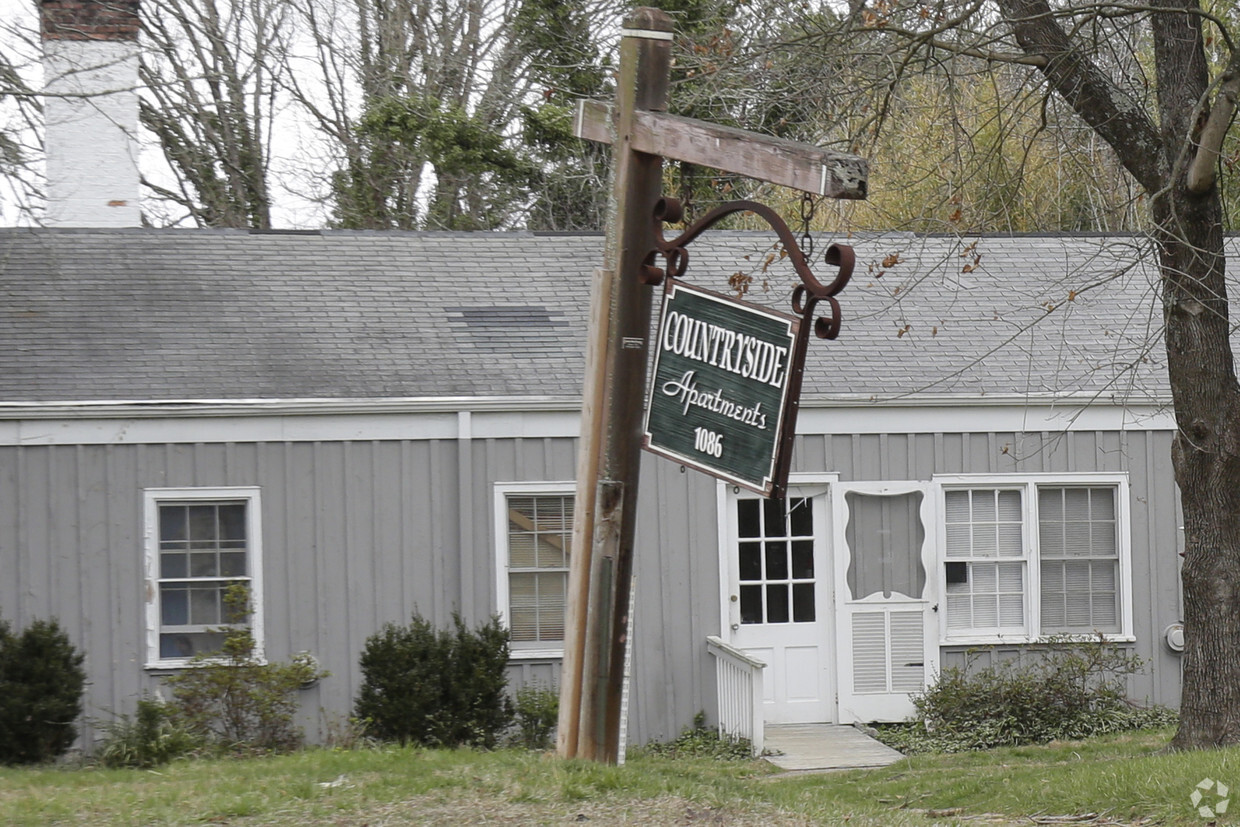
[890, 612, 925, 693]
[852, 610, 926, 694]
[852, 613, 888, 693]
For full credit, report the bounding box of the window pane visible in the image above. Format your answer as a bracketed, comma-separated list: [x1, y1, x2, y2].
[765, 541, 788, 580]
[766, 584, 789, 623]
[945, 490, 970, 523]
[792, 582, 815, 622]
[973, 492, 996, 522]
[972, 562, 997, 591]
[763, 498, 787, 537]
[1063, 488, 1091, 521]
[188, 505, 217, 543]
[945, 524, 970, 556]
[1040, 488, 1064, 521]
[1065, 522, 1093, 555]
[738, 543, 762, 581]
[974, 594, 998, 626]
[972, 525, 997, 557]
[997, 490, 1021, 520]
[737, 499, 760, 538]
[510, 533, 537, 568]
[161, 552, 187, 579]
[509, 572, 538, 641]
[161, 631, 226, 659]
[536, 572, 567, 640]
[791, 540, 814, 579]
[1091, 488, 1115, 520]
[509, 498, 535, 532]
[190, 551, 218, 577]
[999, 594, 1024, 625]
[160, 505, 187, 542]
[189, 586, 220, 625]
[998, 524, 1023, 557]
[534, 498, 570, 533]
[537, 535, 568, 568]
[218, 504, 246, 542]
[997, 562, 1023, 591]
[946, 592, 971, 630]
[161, 584, 188, 626]
[220, 551, 247, 577]
[739, 585, 763, 624]
[788, 498, 813, 537]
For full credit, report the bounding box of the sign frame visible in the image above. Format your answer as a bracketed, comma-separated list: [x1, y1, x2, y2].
[642, 278, 809, 497]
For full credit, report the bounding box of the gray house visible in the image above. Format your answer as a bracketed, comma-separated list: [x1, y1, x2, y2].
[0, 226, 1187, 750]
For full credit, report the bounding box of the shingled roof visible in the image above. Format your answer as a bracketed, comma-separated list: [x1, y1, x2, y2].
[0, 227, 1190, 405]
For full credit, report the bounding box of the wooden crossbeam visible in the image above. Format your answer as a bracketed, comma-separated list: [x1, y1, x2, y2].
[574, 99, 868, 199]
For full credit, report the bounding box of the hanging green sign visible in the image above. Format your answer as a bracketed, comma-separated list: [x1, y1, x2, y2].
[643, 279, 805, 496]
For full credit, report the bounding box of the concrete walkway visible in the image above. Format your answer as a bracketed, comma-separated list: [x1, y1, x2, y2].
[763, 723, 905, 772]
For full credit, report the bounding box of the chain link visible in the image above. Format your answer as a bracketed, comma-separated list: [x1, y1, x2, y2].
[799, 191, 817, 260]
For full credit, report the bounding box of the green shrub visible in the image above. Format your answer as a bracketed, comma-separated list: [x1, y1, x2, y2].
[164, 585, 326, 755]
[638, 712, 755, 760]
[881, 638, 1177, 754]
[0, 616, 86, 765]
[355, 612, 513, 748]
[96, 697, 200, 768]
[511, 684, 559, 750]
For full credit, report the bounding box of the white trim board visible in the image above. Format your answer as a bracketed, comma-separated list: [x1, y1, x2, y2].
[0, 399, 1175, 447]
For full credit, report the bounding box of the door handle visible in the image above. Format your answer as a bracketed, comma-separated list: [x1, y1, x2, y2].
[731, 623, 739, 631]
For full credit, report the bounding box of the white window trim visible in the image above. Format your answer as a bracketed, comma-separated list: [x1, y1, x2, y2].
[934, 472, 1134, 645]
[143, 486, 264, 669]
[493, 481, 575, 660]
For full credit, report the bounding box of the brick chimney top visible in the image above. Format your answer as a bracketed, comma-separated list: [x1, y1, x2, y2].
[41, 0, 140, 42]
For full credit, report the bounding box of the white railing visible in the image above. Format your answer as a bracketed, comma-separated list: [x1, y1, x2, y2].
[706, 635, 766, 754]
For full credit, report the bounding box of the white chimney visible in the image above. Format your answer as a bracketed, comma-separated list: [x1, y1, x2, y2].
[41, 0, 141, 227]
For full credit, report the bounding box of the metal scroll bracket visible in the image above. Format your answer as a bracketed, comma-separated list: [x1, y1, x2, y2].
[640, 196, 855, 499]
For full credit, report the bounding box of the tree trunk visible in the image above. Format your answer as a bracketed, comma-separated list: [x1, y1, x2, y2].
[1147, 0, 1240, 750]
[1159, 188, 1240, 747]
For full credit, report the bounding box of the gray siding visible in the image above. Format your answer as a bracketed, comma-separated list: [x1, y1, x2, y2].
[0, 423, 1183, 751]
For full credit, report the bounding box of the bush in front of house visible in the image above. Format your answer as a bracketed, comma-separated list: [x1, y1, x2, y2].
[0, 616, 87, 765]
[878, 637, 1178, 754]
[510, 684, 559, 750]
[163, 585, 326, 755]
[355, 612, 514, 748]
[96, 696, 201, 768]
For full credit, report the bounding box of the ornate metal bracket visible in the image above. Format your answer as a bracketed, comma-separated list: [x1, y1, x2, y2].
[643, 196, 854, 341]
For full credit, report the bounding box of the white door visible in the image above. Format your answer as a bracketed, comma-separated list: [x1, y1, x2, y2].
[833, 482, 939, 723]
[725, 488, 834, 724]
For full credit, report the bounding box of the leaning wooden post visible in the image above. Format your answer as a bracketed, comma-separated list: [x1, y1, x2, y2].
[557, 7, 672, 763]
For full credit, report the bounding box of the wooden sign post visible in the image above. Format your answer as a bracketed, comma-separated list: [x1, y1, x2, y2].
[557, 7, 868, 763]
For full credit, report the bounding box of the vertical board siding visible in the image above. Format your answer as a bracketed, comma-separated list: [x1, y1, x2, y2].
[0, 423, 1183, 752]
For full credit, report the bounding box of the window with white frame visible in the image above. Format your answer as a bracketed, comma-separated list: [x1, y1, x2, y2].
[495, 484, 573, 655]
[1037, 487, 1120, 634]
[940, 476, 1128, 641]
[943, 487, 1027, 635]
[144, 487, 263, 667]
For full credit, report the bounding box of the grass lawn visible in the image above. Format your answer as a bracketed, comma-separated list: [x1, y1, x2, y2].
[2, 728, 1238, 825]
